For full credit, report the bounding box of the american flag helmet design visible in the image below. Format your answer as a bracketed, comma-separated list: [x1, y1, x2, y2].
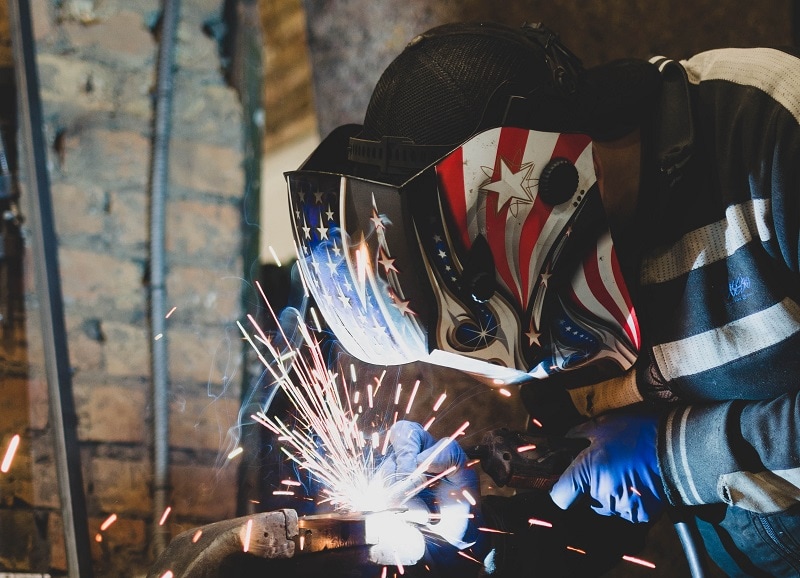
[287, 126, 639, 382]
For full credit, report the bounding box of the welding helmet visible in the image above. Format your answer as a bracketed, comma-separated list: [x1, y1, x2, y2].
[287, 22, 658, 385]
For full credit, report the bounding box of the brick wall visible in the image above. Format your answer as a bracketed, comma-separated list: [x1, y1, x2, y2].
[0, 0, 248, 576]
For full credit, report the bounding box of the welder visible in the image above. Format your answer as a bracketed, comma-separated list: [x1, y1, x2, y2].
[284, 20, 800, 577]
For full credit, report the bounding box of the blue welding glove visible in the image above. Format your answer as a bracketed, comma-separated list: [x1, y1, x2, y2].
[379, 420, 480, 548]
[549, 408, 664, 524]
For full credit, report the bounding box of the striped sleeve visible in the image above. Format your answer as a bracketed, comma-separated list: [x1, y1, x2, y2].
[659, 393, 800, 513]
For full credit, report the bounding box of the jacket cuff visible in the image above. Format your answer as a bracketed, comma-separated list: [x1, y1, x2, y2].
[656, 402, 742, 507]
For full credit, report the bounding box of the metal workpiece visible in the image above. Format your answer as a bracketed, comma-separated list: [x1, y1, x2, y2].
[147, 509, 300, 578]
[148, 509, 381, 578]
[295, 512, 371, 554]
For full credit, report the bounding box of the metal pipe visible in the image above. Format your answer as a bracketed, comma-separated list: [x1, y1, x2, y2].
[150, 0, 181, 556]
[7, 0, 94, 575]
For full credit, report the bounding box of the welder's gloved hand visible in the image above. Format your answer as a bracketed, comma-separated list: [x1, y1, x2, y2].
[378, 420, 480, 549]
[549, 408, 664, 524]
[379, 420, 476, 496]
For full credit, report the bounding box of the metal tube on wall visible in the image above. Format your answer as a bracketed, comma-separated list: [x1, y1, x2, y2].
[7, 0, 94, 576]
[150, 0, 180, 556]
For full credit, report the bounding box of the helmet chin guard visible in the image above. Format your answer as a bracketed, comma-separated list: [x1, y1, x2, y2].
[288, 126, 639, 383]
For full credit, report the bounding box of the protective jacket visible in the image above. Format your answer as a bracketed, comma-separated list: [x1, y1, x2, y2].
[636, 46, 800, 531]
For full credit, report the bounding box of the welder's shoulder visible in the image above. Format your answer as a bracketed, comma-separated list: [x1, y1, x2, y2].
[679, 46, 800, 88]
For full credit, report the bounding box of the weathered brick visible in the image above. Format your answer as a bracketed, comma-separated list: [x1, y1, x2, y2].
[62, 128, 150, 186]
[90, 457, 152, 516]
[48, 512, 67, 573]
[0, 434, 61, 513]
[25, 375, 51, 433]
[0, 509, 50, 572]
[51, 181, 107, 238]
[75, 383, 147, 443]
[62, 10, 155, 64]
[59, 248, 145, 314]
[101, 321, 150, 379]
[169, 138, 244, 197]
[28, 434, 60, 510]
[165, 264, 243, 325]
[166, 199, 242, 261]
[91, 514, 147, 560]
[167, 326, 243, 386]
[30, 0, 53, 42]
[175, 20, 220, 72]
[172, 78, 243, 145]
[0, 376, 33, 433]
[67, 317, 105, 374]
[37, 53, 116, 113]
[170, 462, 237, 521]
[116, 68, 156, 121]
[169, 394, 242, 453]
[106, 188, 148, 253]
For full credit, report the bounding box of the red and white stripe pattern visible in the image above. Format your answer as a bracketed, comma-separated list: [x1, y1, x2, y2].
[436, 127, 639, 365]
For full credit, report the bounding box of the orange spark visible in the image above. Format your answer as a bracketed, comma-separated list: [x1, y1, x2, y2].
[243, 519, 253, 553]
[498, 388, 511, 397]
[457, 550, 483, 564]
[478, 527, 513, 535]
[516, 444, 537, 453]
[192, 530, 203, 543]
[566, 546, 586, 554]
[1, 434, 21, 473]
[528, 518, 553, 528]
[165, 306, 177, 318]
[432, 393, 447, 412]
[622, 555, 656, 568]
[158, 506, 171, 526]
[100, 514, 117, 531]
[422, 417, 436, 431]
[395, 551, 405, 575]
[405, 380, 420, 414]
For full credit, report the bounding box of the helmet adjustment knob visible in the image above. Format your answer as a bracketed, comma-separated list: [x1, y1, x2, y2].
[538, 157, 579, 205]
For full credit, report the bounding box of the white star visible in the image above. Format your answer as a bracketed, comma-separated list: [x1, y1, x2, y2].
[317, 224, 329, 239]
[326, 206, 335, 221]
[438, 249, 447, 259]
[337, 292, 351, 309]
[332, 241, 341, 257]
[378, 251, 398, 274]
[540, 269, 552, 287]
[480, 159, 533, 210]
[526, 325, 541, 347]
[314, 191, 325, 204]
[393, 298, 414, 316]
[302, 219, 311, 239]
[433, 234, 442, 243]
[370, 211, 385, 231]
